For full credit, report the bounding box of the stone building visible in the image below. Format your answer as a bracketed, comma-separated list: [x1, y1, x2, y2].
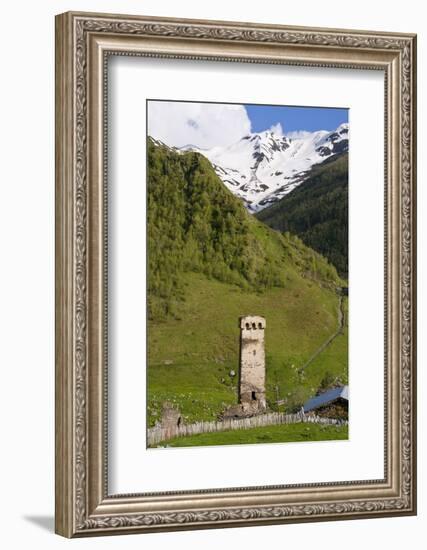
[303, 386, 348, 420]
[238, 315, 267, 412]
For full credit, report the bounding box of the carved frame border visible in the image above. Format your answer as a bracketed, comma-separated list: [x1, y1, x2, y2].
[55, 11, 416, 537]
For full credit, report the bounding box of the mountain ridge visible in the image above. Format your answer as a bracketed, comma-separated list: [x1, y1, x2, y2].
[150, 123, 348, 212]
[147, 137, 342, 319]
[256, 153, 349, 277]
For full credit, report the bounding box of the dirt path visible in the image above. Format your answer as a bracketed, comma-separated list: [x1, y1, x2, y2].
[299, 293, 345, 372]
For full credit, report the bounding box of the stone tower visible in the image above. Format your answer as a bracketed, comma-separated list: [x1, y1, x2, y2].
[239, 315, 266, 412]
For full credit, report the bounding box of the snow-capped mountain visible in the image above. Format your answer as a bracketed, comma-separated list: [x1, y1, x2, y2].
[179, 123, 348, 212]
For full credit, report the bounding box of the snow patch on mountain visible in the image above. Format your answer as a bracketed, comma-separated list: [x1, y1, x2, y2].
[150, 123, 348, 212]
[181, 123, 348, 212]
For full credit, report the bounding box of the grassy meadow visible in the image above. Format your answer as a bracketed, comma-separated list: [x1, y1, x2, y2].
[147, 272, 348, 427]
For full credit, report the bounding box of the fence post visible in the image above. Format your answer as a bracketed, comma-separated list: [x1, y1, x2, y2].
[148, 411, 347, 445]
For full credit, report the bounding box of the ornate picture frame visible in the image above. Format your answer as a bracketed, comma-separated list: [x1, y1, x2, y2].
[55, 11, 417, 537]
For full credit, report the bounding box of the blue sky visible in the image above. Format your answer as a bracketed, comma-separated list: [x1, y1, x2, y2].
[148, 100, 349, 149]
[245, 104, 348, 134]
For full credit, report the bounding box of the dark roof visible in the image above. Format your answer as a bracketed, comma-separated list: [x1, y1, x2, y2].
[303, 385, 348, 412]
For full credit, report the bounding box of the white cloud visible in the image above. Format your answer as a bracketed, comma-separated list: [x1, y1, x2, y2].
[285, 130, 313, 140]
[147, 101, 251, 149]
[268, 122, 284, 135]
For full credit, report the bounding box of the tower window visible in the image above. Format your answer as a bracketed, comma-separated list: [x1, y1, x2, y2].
[251, 391, 257, 401]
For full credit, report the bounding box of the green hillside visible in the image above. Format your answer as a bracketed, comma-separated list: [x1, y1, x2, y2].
[256, 154, 348, 277]
[148, 138, 307, 320]
[147, 140, 348, 428]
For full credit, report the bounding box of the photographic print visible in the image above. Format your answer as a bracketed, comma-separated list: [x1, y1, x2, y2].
[147, 99, 349, 448]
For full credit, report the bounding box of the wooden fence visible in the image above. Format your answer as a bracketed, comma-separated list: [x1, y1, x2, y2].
[147, 412, 348, 447]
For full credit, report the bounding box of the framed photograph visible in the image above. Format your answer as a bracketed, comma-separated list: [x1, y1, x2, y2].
[55, 11, 417, 537]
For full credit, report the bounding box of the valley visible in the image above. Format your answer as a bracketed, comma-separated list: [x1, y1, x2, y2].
[147, 138, 348, 434]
